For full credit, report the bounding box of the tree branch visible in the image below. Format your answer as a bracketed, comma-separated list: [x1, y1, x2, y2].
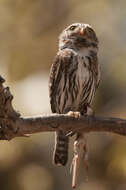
[0, 75, 126, 141]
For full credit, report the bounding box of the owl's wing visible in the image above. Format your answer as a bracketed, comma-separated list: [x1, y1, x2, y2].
[96, 61, 101, 89]
[90, 55, 100, 89]
[49, 49, 77, 113]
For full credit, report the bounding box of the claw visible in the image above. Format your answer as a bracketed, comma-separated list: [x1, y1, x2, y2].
[67, 111, 81, 118]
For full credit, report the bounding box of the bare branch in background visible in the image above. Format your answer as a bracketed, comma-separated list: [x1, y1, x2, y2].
[0, 75, 126, 141]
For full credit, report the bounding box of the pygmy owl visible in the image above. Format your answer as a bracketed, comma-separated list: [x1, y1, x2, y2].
[49, 23, 100, 166]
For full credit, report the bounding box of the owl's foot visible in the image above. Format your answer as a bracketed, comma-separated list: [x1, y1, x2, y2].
[67, 111, 81, 118]
[66, 111, 81, 137]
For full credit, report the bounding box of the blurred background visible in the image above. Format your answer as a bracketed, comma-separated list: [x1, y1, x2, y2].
[0, 0, 126, 189]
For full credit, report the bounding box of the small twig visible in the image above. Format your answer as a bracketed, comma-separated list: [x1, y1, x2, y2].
[71, 134, 88, 188]
[72, 154, 79, 188]
[71, 141, 80, 188]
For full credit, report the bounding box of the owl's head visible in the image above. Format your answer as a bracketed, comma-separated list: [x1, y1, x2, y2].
[59, 23, 98, 50]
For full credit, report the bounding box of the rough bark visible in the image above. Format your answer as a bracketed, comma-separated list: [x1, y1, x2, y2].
[0, 75, 126, 141]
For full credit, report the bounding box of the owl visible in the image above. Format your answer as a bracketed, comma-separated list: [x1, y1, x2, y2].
[49, 23, 100, 166]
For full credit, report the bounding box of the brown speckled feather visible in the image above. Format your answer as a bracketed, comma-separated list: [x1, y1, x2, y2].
[49, 49, 78, 114]
[49, 23, 100, 166]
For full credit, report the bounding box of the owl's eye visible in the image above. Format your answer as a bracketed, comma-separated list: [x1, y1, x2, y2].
[87, 27, 94, 33]
[69, 25, 77, 31]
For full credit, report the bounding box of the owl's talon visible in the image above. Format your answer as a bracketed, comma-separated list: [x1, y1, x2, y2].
[67, 111, 81, 118]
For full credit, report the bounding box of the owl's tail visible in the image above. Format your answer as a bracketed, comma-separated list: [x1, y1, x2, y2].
[53, 131, 69, 166]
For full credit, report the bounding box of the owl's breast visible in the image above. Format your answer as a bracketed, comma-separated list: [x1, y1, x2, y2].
[56, 55, 93, 113]
[74, 55, 91, 105]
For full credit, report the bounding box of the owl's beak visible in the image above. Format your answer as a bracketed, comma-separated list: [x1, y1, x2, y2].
[80, 28, 85, 35]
